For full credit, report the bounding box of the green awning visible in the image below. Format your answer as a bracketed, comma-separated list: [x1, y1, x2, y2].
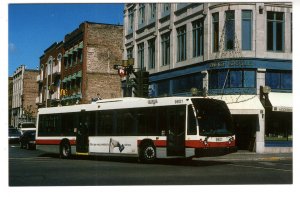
[63, 53, 68, 58]
[76, 70, 82, 78]
[78, 42, 83, 49]
[62, 78, 67, 83]
[68, 49, 73, 55]
[71, 73, 77, 80]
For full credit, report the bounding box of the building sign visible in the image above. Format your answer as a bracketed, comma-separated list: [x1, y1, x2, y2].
[209, 60, 254, 69]
[273, 106, 292, 112]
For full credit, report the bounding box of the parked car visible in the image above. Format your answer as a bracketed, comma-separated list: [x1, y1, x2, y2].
[18, 122, 36, 134]
[9, 128, 21, 144]
[19, 130, 36, 150]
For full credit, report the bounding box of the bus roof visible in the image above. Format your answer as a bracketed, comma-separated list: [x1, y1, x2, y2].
[37, 96, 217, 115]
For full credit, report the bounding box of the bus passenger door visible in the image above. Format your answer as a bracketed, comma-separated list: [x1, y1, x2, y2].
[167, 106, 185, 157]
[76, 111, 89, 154]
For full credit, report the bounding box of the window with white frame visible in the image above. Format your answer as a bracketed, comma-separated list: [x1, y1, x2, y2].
[242, 10, 252, 50]
[177, 25, 186, 62]
[138, 43, 144, 70]
[212, 12, 219, 52]
[128, 8, 134, 34]
[267, 11, 284, 52]
[225, 10, 235, 50]
[148, 38, 155, 69]
[161, 32, 170, 66]
[139, 4, 145, 26]
[150, 4, 156, 20]
[193, 19, 204, 57]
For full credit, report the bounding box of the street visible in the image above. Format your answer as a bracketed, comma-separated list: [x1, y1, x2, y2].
[9, 144, 292, 186]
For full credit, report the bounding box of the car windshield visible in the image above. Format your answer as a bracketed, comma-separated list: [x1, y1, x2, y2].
[192, 98, 233, 136]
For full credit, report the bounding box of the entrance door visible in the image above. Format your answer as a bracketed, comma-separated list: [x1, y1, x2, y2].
[76, 111, 89, 154]
[232, 115, 257, 151]
[167, 106, 186, 156]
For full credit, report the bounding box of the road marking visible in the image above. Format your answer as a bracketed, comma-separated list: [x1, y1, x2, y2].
[228, 163, 292, 172]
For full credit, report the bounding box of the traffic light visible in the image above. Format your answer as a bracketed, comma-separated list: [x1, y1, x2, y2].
[132, 71, 149, 98]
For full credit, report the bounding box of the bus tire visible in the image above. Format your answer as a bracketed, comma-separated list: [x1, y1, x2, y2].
[60, 141, 71, 159]
[139, 142, 156, 163]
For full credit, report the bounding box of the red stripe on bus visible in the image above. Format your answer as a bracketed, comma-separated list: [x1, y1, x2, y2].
[36, 139, 76, 145]
[185, 140, 236, 148]
[137, 140, 167, 147]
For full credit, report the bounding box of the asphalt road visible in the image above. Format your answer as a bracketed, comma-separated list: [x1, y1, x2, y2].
[9, 144, 292, 186]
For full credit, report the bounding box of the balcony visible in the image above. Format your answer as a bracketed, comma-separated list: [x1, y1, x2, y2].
[36, 74, 43, 83]
[51, 91, 60, 100]
[52, 63, 61, 75]
[35, 96, 42, 104]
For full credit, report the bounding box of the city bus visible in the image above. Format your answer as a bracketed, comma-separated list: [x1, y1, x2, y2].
[36, 97, 237, 162]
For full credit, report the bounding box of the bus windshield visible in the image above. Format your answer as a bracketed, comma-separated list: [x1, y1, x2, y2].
[192, 98, 233, 136]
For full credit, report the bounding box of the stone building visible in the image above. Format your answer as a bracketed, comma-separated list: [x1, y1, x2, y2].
[36, 21, 123, 107]
[123, 3, 292, 153]
[8, 77, 13, 127]
[11, 65, 39, 127]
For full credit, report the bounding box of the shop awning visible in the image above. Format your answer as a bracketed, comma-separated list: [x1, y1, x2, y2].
[208, 95, 264, 115]
[268, 92, 292, 112]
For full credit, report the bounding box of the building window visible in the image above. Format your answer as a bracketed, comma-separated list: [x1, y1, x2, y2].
[209, 69, 256, 89]
[242, 10, 252, 50]
[148, 38, 155, 70]
[163, 3, 170, 14]
[225, 10, 235, 50]
[265, 70, 292, 90]
[127, 47, 133, 59]
[138, 43, 144, 70]
[177, 25, 186, 62]
[139, 4, 145, 27]
[161, 32, 170, 66]
[212, 12, 219, 52]
[157, 80, 170, 96]
[128, 8, 134, 34]
[192, 19, 204, 57]
[267, 12, 284, 51]
[150, 4, 156, 20]
[173, 74, 203, 94]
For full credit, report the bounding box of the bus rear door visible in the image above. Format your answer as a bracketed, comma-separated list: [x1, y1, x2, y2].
[76, 111, 89, 154]
[167, 106, 186, 157]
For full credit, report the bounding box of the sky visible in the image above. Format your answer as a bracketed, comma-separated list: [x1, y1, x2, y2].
[8, 3, 124, 76]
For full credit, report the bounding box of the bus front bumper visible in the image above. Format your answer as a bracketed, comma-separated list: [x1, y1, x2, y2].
[195, 146, 238, 157]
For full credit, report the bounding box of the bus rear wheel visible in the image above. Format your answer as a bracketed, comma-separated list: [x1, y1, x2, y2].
[139, 143, 156, 163]
[60, 141, 71, 159]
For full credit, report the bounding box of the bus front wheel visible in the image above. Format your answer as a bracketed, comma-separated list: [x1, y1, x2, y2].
[60, 141, 71, 159]
[139, 143, 156, 163]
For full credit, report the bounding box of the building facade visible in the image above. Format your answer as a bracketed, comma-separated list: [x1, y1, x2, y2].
[11, 65, 39, 127]
[123, 3, 292, 153]
[36, 22, 123, 107]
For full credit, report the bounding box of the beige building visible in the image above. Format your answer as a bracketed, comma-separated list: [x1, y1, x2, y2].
[11, 65, 39, 127]
[123, 3, 292, 153]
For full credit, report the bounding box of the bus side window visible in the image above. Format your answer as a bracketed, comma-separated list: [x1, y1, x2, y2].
[98, 111, 114, 136]
[188, 105, 197, 135]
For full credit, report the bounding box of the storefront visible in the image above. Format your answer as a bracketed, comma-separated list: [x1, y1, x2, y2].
[264, 92, 292, 153]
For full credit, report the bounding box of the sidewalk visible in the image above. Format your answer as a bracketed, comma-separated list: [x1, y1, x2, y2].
[197, 150, 293, 161]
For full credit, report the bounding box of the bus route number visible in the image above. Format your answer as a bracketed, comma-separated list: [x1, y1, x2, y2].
[175, 99, 183, 104]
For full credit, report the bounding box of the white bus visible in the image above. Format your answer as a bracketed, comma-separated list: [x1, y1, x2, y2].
[36, 97, 236, 162]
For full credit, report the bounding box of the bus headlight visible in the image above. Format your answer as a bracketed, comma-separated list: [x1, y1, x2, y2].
[228, 137, 234, 144]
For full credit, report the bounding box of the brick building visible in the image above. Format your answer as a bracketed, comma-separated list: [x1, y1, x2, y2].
[11, 65, 39, 127]
[36, 21, 123, 107]
[37, 42, 64, 108]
